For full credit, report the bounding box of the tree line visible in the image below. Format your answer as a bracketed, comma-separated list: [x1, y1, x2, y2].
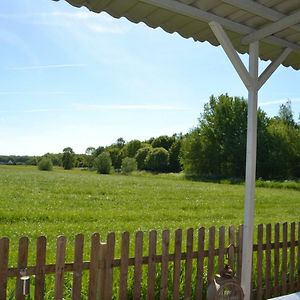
[2, 94, 299, 180]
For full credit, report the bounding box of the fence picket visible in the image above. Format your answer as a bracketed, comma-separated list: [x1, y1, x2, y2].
[195, 227, 205, 300]
[98, 242, 108, 299]
[218, 226, 225, 274]
[184, 228, 193, 299]
[160, 230, 170, 300]
[133, 231, 143, 300]
[257, 224, 263, 300]
[147, 230, 157, 300]
[104, 232, 115, 300]
[208, 227, 215, 284]
[274, 223, 280, 296]
[35, 236, 47, 300]
[265, 224, 271, 299]
[172, 229, 182, 300]
[289, 222, 295, 293]
[16, 236, 29, 300]
[88, 233, 100, 300]
[228, 225, 235, 270]
[237, 225, 243, 283]
[54, 236, 66, 300]
[0, 237, 9, 299]
[282, 222, 288, 295]
[72, 234, 84, 300]
[119, 232, 130, 300]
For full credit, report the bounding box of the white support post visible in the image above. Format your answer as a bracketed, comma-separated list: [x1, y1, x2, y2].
[241, 41, 259, 300]
[209, 21, 289, 300]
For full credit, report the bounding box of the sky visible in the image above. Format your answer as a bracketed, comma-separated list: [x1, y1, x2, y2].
[0, 0, 299, 156]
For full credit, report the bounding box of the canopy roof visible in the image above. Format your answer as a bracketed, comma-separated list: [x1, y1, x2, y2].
[64, 0, 300, 70]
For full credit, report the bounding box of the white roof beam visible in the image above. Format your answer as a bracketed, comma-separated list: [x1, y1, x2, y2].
[209, 21, 252, 89]
[140, 0, 300, 52]
[258, 48, 292, 89]
[222, 0, 300, 33]
[242, 10, 300, 44]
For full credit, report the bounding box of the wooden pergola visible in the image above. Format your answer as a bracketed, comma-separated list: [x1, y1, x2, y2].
[54, 1, 300, 299]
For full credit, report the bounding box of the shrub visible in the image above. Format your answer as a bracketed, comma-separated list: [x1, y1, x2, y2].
[121, 157, 137, 174]
[95, 152, 112, 174]
[38, 157, 53, 171]
[145, 147, 169, 172]
[135, 146, 152, 170]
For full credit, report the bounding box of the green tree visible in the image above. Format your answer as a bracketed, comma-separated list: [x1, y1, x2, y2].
[121, 157, 137, 174]
[85, 147, 96, 168]
[122, 140, 142, 158]
[145, 147, 169, 172]
[135, 146, 152, 170]
[151, 135, 175, 150]
[95, 152, 112, 174]
[107, 147, 122, 170]
[181, 94, 269, 179]
[62, 147, 74, 170]
[168, 139, 182, 172]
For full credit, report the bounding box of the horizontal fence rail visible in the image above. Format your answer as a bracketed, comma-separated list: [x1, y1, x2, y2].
[0, 222, 299, 299]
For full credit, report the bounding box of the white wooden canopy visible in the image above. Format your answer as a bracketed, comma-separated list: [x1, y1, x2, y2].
[62, 0, 300, 70]
[55, 1, 300, 299]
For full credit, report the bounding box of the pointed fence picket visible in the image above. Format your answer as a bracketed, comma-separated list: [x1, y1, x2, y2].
[0, 223, 299, 299]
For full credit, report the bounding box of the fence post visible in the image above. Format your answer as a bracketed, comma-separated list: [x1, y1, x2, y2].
[97, 242, 107, 300]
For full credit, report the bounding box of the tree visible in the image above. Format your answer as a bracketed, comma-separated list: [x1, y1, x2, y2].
[38, 157, 53, 171]
[107, 147, 122, 170]
[168, 140, 182, 172]
[181, 94, 269, 179]
[95, 152, 112, 174]
[121, 140, 142, 158]
[85, 147, 96, 168]
[145, 147, 169, 172]
[121, 157, 137, 174]
[135, 146, 152, 170]
[115, 137, 125, 149]
[151, 135, 176, 150]
[62, 147, 74, 170]
[278, 100, 295, 127]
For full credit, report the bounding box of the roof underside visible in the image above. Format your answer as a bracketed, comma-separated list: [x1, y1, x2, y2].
[63, 0, 300, 70]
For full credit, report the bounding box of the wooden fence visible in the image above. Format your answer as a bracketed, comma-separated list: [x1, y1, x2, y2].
[0, 222, 299, 299]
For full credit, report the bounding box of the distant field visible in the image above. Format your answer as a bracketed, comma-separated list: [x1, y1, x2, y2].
[0, 165, 299, 260]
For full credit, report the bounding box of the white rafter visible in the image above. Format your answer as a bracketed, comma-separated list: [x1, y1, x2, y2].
[222, 0, 300, 33]
[138, 0, 300, 52]
[242, 10, 300, 44]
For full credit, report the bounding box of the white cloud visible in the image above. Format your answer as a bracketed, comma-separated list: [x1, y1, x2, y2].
[260, 98, 300, 107]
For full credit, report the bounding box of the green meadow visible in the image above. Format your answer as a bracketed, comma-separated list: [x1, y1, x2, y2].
[1, 165, 299, 298]
[1, 165, 299, 259]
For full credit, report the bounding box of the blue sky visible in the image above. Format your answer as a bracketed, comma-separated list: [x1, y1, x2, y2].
[1, 0, 299, 156]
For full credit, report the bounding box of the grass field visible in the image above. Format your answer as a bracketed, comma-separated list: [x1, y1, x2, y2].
[1, 165, 299, 254]
[1, 165, 299, 298]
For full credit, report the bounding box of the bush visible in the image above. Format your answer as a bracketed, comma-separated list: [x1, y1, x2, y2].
[121, 157, 137, 174]
[135, 146, 152, 170]
[145, 147, 169, 172]
[38, 157, 53, 171]
[95, 152, 112, 174]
